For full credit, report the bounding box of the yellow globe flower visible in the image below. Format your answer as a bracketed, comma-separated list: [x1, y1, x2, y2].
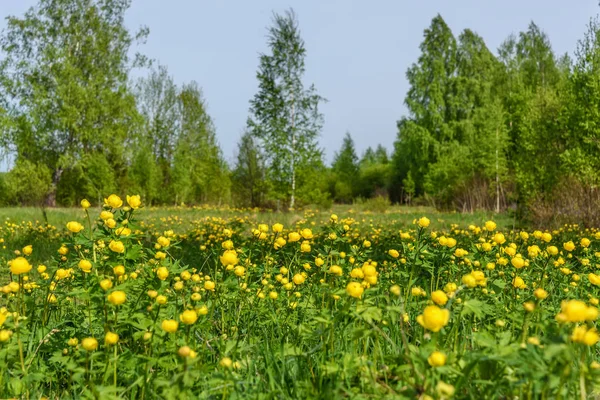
[511, 256, 525, 269]
[427, 351, 447, 367]
[81, 337, 98, 351]
[109, 240, 125, 253]
[417, 306, 450, 332]
[301, 228, 313, 240]
[126, 194, 141, 209]
[272, 223, 283, 233]
[104, 194, 123, 209]
[534, 288, 548, 300]
[104, 332, 119, 345]
[157, 236, 170, 247]
[99, 279, 113, 291]
[558, 300, 597, 323]
[431, 290, 448, 306]
[161, 319, 178, 333]
[81, 199, 91, 209]
[563, 241, 576, 252]
[22, 245, 32, 256]
[220, 250, 239, 266]
[156, 267, 169, 280]
[0, 330, 12, 342]
[78, 259, 92, 273]
[100, 211, 113, 221]
[180, 309, 198, 325]
[288, 232, 301, 242]
[484, 220, 497, 231]
[107, 291, 126, 306]
[10, 257, 32, 275]
[346, 282, 364, 298]
[589, 273, 600, 286]
[418, 217, 430, 228]
[292, 274, 305, 285]
[66, 221, 84, 233]
[388, 249, 400, 258]
[204, 281, 216, 291]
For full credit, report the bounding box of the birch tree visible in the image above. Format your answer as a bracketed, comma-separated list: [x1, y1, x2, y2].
[247, 9, 324, 209]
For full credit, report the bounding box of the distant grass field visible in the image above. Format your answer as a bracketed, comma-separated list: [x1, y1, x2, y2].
[0, 204, 516, 233]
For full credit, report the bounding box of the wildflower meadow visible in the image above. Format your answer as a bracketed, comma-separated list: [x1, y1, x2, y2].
[0, 195, 599, 399]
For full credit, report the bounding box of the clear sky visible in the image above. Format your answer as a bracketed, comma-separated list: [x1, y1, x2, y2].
[1, 0, 598, 165]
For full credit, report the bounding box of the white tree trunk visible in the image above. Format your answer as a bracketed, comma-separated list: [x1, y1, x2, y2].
[289, 90, 296, 210]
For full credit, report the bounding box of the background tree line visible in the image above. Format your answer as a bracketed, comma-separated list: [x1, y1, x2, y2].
[1, 0, 599, 224]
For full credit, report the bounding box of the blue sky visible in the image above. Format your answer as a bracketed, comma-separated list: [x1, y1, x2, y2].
[1, 0, 598, 165]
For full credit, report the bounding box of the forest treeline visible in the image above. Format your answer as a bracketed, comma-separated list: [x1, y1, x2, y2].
[1, 0, 600, 224]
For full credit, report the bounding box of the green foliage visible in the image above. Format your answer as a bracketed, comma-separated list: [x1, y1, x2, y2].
[247, 9, 325, 209]
[0, 0, 145, 206]
[2, 159, 52, 206]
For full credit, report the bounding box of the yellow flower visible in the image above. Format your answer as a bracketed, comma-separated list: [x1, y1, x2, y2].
[180, 309, 198, 325]
[589, 273, 600, 286]
[563, 241, 575, 252]
[66, 221, 84, 233]
[546, 246, 558, 256]
[328, 265, 343, 276]
[584, 329, 600, 346]
[427, 351, 446, 367]
[109, 240, 125, 253]
[10, 257, 32, 275]
[418, 217, 430, 228]
[0, 309, 7, 327]
[301, 228, 313, 239]
[99, 279, 113, 291]
[81, 199, 91, 209]
[104, 194, 123, 208]
[126, 195, 141, 209]
[22, 245, 32, 256]
[288, 232, 301, 242]
[484, 221, 496, 231]
[292, 274, 305, 285]
[113, 265, 125, 276]
[104, 332, 119, 345]
[493, 233, 506, 245]
[220, 357, 233, 368]
[81, 337, 98, 351]
[156, 267, 169, 280]
[534, 288, 548, 300]
[558, 300, 596, 323]
[541, 232, 552, 243]
[0, 330, 12, 342]
[511, 256, 525, 269]
[346, 282, 364, 298]
[512, 276, 526, 289]
[107, 291, 126, 306]
[220, 250, 239, 266]
[388, 249, 399, 258]
[390, 285, 401, 297]
[67, 338, 79, 347]
[417, 306, 450, 332]
[161, 319, 178, 333]
[100, 211, 113, 221]
[204, 281, 215, 291]
[272, 223, 284, 233]
[300, 241, 311, 252]
[157, 236, 170, 247]
[431, 290, 448, 306]
[581, 238, 591, 248]
[78, 259, 92, 273]
[461, 273, 477, 288]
